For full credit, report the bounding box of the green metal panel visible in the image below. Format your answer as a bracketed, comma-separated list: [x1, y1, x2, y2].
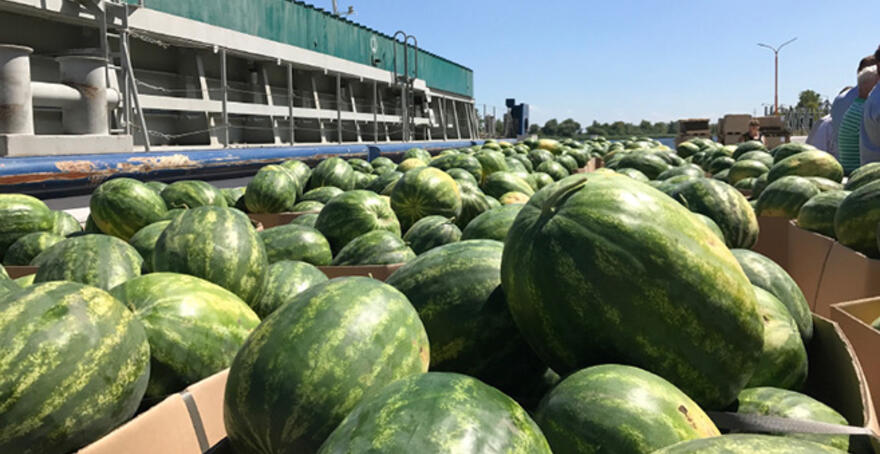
[129, 0, 473, 97]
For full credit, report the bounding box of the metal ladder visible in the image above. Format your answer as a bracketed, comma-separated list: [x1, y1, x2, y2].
[392, 31, 418, 142]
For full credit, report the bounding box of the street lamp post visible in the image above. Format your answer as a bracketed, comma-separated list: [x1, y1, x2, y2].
[758, 38, 797, 115]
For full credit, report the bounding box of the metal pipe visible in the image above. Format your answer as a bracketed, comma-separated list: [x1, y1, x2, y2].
[336, 72, 342, 143]
[57, 55, 109, 135]
[31, 82, 121, 108]
[287, 63, 294, 144]
[0, 45, 35, 135]
[220, 48, 229, 147]
[372, 80, 378, 144]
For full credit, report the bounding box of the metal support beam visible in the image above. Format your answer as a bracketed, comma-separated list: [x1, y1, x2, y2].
[195, 53, 220, 146]
[220, 48, 229, 147]
[261, 66, 282, 144]
[121, 34, 150, 151]
[439, 97, 448, 141]
[377, 88, 390, 142]
[452, 100, 461, 140]
[372, 80, 378, 144]
[335, 73, 342, 143]
[311, 74, 326, 143]
[287, 63, 294, 145]
[348, 81, 362, 142]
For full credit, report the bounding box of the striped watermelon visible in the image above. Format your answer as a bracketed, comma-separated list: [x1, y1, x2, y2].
[536, 160, 570, 180]
[403, 147, 432, 163]
[386, 240, 546, 397]
[501, 173, 763, 409]
[731, 248, 812, 341]
[291, 200, 324, 212]
[330, 230, 415, 265]
[767, 150, 843, 184]
[737, 387, 849, 450]
[527, 171, 556, 189]
[221, 187, 245, 206]
[737, 150, 774, 167]
[370, 156, 394, 170]
[401, 215, 461, 254]
[657, 164, 705, 180]
[153, 206, 267, 305]
[252, 260, 328, 318]
[2, 232, 64, 266]
[845, 162, 880, 191]
[366, 170, 403, 194]
[391, 167, 463, 230]
[260, 224, 332, 265]
[280, 160, 312, 191]
[475, 150, 509, 178]
[746, 287, 807, 389]
[535, 364, 719, 454]
[397, 157, 427, 172]
[244, 165, 300, 213]
[734, 140, 767, 158]
[694, 213, 725, 242]
[161, 180, 226, 209]
[307, 157, 355, 190]
[797, 191, 849, 238]
[0, 282, 150, 454]
[455, 180, 493, 228]
[318, 372, 551, 453]
[666, 178, 759, 248]
[771, 142, 813, 162]
[32, 234, 143, 290]
[755, 176, 820, 219]
[347, 158, 374, 174]
[616, 168, 651, 182]
[429, 153, 483, 182]
[555, 154, 579, 172]
[224, 277, 429, 453]
[13, 273, 34, 288]
[482, 171, 535, 199]
[314, 190, 401, 254]
[301, 186, 344, 203]
[0, 264, 9, 280]
[656, 434, 845, 453]
[0, 277, 19, 297]
[144, 180, 168, 194]
[128, 221, 171, 273]
[528, 149, 554, 168]
[805, 176, 843, 192]
[0, 194, 54, 257]
[461, 204, 524, 242]
[834, 180, 880, 257]
[727, 160, 769, 185]
[289, 212, 318, 228]
[90, 177, 169, 240]
[51, 210, 82, 237]
[110, 273, 260, 398]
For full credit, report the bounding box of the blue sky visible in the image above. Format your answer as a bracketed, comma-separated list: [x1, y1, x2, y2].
[342, 0, 878, 126]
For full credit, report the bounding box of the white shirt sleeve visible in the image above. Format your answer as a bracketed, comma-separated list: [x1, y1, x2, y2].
[860, 85, 880, 165]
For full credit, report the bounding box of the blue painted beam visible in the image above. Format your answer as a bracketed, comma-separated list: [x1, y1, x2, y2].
[0, 140, 481, 198]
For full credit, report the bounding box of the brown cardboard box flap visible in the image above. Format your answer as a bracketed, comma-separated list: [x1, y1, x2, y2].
[185, 369, 229, 448]
[833, 298, 880, 434]
[247, 211, 320, 229]
[752, 216, 791, 269]
[78, 395, 203, 454]
[815, 244, 880, 317]
[786, 221, 836, 310]
[5, 266, 38, 279]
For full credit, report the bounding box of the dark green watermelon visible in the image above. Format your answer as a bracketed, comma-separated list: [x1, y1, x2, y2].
[805, 176, 843, 192]
[144, 180, 168, 194]
[318, 372, 551, 453]
[0, 282, 150, 454]
[475, 150, 509, 178]
[656, 165, 705, 180]
[0, 194, 54, 256]
[244, 165, 300, 213]
[772, 142, 815, 163]
[527, 149, 555, 168]
[0, 277, 19, 297]
[330, 230, 415, 265]
[535, 364, 720, 454]
[32, 234, 143, 290]
[369, 156, 394, 170]
[737, 387, 849, 450]
[429, 153, 483, 182]
[767, 150, 843, 184]
[260, 224, 332, 265]
[755, 176, 820, 219]
[390, 167, 462, 230]
[90, 178, 168, 241]
[527, 171, 556, 190]
[845, 162, 880, 191]
[693, 213, 726, 242]
[221, 187, 246, 206]
[160, 180, 226, 209]
[50, 211, 82, 237]
[734, 140, 768, 159]
[402, 215, 461, 254]
[346, 158, 374, 174]
[301, 186, 344, 204]
[746, 286, 807, 389]
[307, 157, 355, 190]
[797, 190, 849, 238]
[280, 160, 312, 190]
[252, 260, 328, 318]
[397, 158, 427, 172]
[615, 152, 671, 179]
[366, 170, 403, 194]
[666, 178, 758, 249]
[501, 173, 763, 409]
[737, 150, 774, 167]
[290, 200, 324, 212]
[446, 167, 479, 186]
[731, 248, 812, 341]
[402, 147, 432, 163]
[536, 160, 570, 180]
[615, 168, 651, 182]
[153, 206, 267, 305]
[655, 434, 845, 453]
[2, 232, 64, 266]
[314, 189, 401, 254]
[482, 171, 535, 199]
[455, 180, 493, 229]
[110, 273, 260, 398]
[461, 204, 524, 242]
[289, 212, 319, 228]
[834, 180, 880, 257]
[128, 221, 170, 273]
[727, 160, 769, 185]
[224, 277, 429, 453]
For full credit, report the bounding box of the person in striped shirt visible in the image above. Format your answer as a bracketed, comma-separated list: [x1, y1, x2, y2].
[838, 66, 879, 174]
[860, 46, 880, 165]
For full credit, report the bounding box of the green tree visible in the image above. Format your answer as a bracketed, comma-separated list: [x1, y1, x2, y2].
[541, 119, 559, 136]
[557, 118, 582, 137]
[528, 123, 540, 135]
[797, 90, 822, 111]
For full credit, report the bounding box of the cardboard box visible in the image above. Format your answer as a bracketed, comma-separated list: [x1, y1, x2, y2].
[751, 216, 791, 268]
[247, 211, 320, 229]
[786, 221, 836, 310]
[574, 158, 604, 174]
[79, 369, 229, 454]
[721, 114, 752, 135]
[833, 298, 880, 424]
[318, 264, 404, 281]
[815, 243, 880, 318]
[5, 265, 38, 279]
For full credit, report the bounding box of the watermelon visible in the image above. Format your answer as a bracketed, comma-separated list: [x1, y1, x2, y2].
[83, 214, 100, 233]
[402, 147, 431, 163]
[429, 153, 483, 182]
[163, 208, 186, 223]
[13, 273, 34, 288]
[352, 171, 377, 190]
[386, 240, 545, 395]
[330, 230, 415, 265]
[737, 387, 849, 450]
[455, 180, 493, 229]
[767, 150, 844, 184]
[616, 167, 651, 182]
[527, 149, 555, 168]
[402, 215, 461, 254]
[727, 160, 769, 184]
[390, 167, 462, 230]
[708, 156, 736, 175]
[280, 159, 312, 190]
[752, 172, 769, 197]
[746, 287, 807, 389]
[834, 180, 880, 257]
[244, 165, 300, 213]
[128, 221, 170, 273]
[2, 232, 64, 266]
[501, 173, 763, 409]
[677, 142, 700, 158]
[461, 204, 523, 242]
[666, 178, 759, 249]
[475, 150, 509, 177]
[369, 156, 394, 170]
[615, 153, 671, 179]
[712, 168, 730, 182]
[500, 191, 530, 205]
[446, 167, 479, 186]
[805, 176, 843, 192]
[51, 210, 82, 237]
[537, 138, 562, 153]
[397, 157, 426, 172]
[655, 434, 845, 453]
[555, 154, 579, 172]
[32, 234, 142, 290]
[258, 224, 331, 267]
[845, 162, 880, 191]
[289, 212, 318, 228]
[110, 273, 260, 398]
[535, 160, 569, 181]
[734, 177, 756, 192]
[482, 171, 535, 199]
[90, 178, 168, 241]
[301, 186, 344, 203]
[0, 282, 150, 454]
[527, 171, 556, 189]
[755, 176, 820, 218]
[0, 278, 20, 297]
[153, 206, 267, 305]
[694, 213, 725, 242]
[314, 189, 401, 254]
[221, 187, 245, 206]
[772, 142, 814, 163]
[290, 200, 324, 212]
[656, 165, 705, 180]
[509, 153, 535, 172]
[0, 264, 9, 280]
[0, 194, 54, 256]
[366, 170, 403, 194]
[307, 157, 355, 190]
[252, 260, 328, 318]
[797, 191, 849, 238]
[160, 180, 226, 209]
[144, 180, 168, 194]
[731, 248, 812, 341]
[346, 158, 373, 174]
[737, 150, 774, 167]
[319, 372, 551, 454]
[732, 140, 767, 159]
[535, 364, 719, 454]
[224, 277, 429, 453]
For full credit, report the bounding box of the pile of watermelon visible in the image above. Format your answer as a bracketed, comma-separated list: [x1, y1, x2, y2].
[0, 137, 859, 453]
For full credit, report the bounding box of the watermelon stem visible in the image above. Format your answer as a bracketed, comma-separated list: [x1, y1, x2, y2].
[541, 175, 589, 218]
